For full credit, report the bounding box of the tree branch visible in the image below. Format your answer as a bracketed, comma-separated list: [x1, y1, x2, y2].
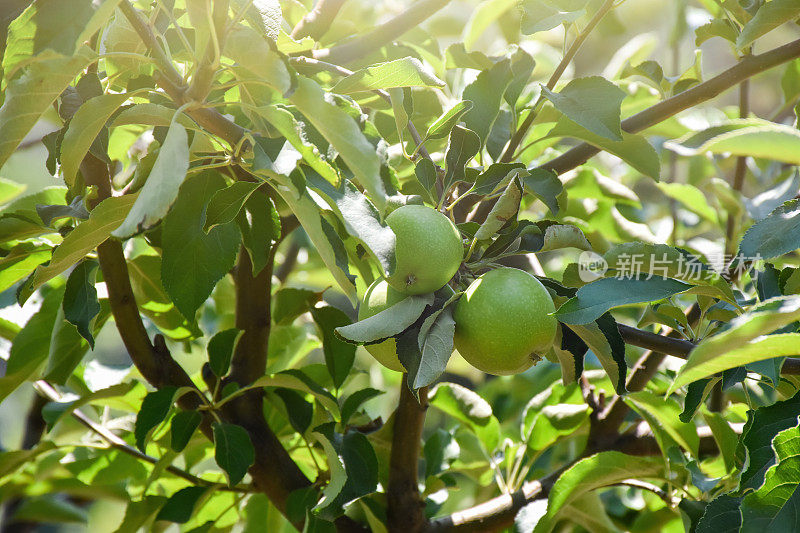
[425, 422, 741, 532]
[32, 380, 252, 492]
[118, 0, 247, 147]
[0, 394, 48, 533]
[312, 0, 451, 65]
[290, 56, 434, 162]
[539, 38, 800, 175]
[291, 0, 347, 40]
[228, 247, 273, 386]
[500, 0, 617, 162]
[387, 379, 428, 532]
[617, 322, 800, 375]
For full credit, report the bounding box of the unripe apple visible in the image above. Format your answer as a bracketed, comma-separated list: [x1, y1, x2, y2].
[454, 267, 557, 375]
[385, 205, 463, 295]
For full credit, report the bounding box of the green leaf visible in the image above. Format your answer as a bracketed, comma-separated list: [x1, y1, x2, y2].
[332, 57, 444, 93]
[444, 43, 494, 70]
[0, 243, 50, 294]
[41, 382, 133, 431]
[248, 370, 340, 419]
[740, 199, 800, 260]
[3, 0, 96, 74]
[555, 277, 691, 324]
[161, 171, 240, 319]
[626, 390, 700, 456]
[740, 389, 800, 491]
[546, 117, 660, 180]
[696, 19, 738, 46]
[533, 452, 664, 533]
[305, 172, 396, 277]
[520, 0, 586, 35]
[696, 495, 743, 532]
[235, 0, 282, 41]
[12, 495, 87, 524]
[61, 259, 101, 348]
[670, 297, 800, 393]
[462, 58, 513, 145]
[423, 100, 474, 142]
[703, 410, 739, 472]
[334, 293, 434, 344]
[473, 177, 522, 241]
[60, 92, 130, 186]
[522, 168, 563, 215]
[311, 306, 356, 390]
[312, 424, 347, 510]
[676, 334, 800, 394]
[207, 328, 243, 378]
[656, 182, 718, 224]
[0, 177, 25, 204]
[252, 108, 339, 186]
[340, 388, 383, 427]
[0, 50, 95, 177]
[170, 410, 202, 453]
[428, 382, 492, 426]
[20, 195, 136, 302]
[412, 293, 460, 389]
[272, 287, 322, 325]
[522, 384, 589, 453]
[667, 119, 800, 165]
[471, 162, 524, 197]
[36, 196, 90, 226]
[113, 495, 168, 533]
[127, 254, 202, 340]
[274, 388, 313, 434]
[112, 120, 189, 238]
[538, 224, 591, 252]
[203, 181, 262, 233]
[737, 0, 800, 49]
[443, 126, 481, 195]
[213, 423, 255, 486]
[44, 304, 98, 384]
[223, 25, 291, 94]
[249, 167, 356, 303]
[740, 426, 800, 530]
[565, 314, 627, 394]
[542, 76, 625, 141]
[389, 87, 411, 152]
[463, 0, 517, 50]
[414, 158, 438, 204]
[0, 285, 64, 402]
[135, 386, 178, 452]
[239, 192, 280, 277]
[156, 487, 209, 523]
[680, 378, 717, 423]
[289, 77, 386, 210]
[338, 430, 379, 504]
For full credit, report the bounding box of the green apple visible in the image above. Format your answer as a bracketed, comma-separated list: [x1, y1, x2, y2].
[385, 205, 463, 295]
[453, 267, 557, 375]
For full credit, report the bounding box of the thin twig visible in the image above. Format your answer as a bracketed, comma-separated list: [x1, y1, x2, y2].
[289, 56, 434, 162]
[499, 0, 617, 163]
[312, 0, 451, 64]
[539, 38, 800, 175]
[291, 0, 347, 40]
[32, 381, 252, 492]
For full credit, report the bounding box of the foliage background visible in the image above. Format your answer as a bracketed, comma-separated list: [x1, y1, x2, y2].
[1, 0, 800, 532]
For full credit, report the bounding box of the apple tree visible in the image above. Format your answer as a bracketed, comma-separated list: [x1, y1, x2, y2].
[2, 0, 800, 531]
